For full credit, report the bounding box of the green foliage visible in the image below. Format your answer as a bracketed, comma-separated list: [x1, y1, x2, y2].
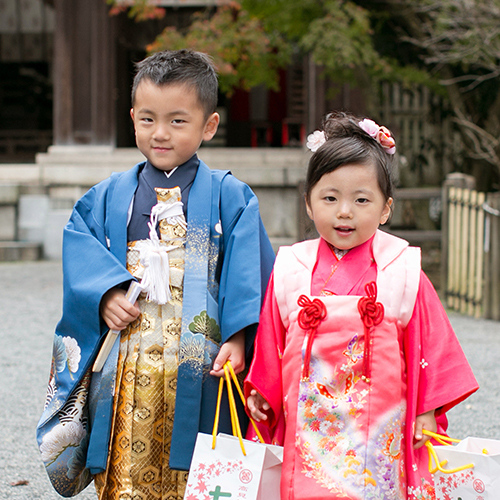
[102, 0, 476, 94]
[301, 2, 387, 83]
[107, 0, 165, 20]
[242, 0, 325, 41]
[243, 0, 435, 89]
[144, 3, 290, 95]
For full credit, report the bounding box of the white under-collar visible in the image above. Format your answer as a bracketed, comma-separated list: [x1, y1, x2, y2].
[164, 166, 178, 178]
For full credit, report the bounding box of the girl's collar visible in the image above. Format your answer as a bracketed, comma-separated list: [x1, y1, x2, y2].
[326, 242, 349, 261]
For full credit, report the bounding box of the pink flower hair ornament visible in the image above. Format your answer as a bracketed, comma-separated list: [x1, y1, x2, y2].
[358, 118, 396, 154]
[306, 130, 326, 152]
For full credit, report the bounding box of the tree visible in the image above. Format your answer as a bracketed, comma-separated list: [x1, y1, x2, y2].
[107, 0, 407, 96]
[145, 3, 291, 95]
[107, 1, 290, 95]
[107, 0, 500, 185]
[368, 0, 500, 185]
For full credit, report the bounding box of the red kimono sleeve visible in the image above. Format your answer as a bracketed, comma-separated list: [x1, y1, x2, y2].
[244, 272, 286, 443]
[405, 271, 479, 422]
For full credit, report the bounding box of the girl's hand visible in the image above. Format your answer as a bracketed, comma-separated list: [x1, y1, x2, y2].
[413, 409, 437, 450]
[100, 287, 140, 331]
[247, 389, 271, 422]
[210, 330, 245, 377]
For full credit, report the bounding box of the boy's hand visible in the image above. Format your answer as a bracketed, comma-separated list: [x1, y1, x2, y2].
[210, 330, 245, 377]
[100, 287, 140, 331]
[413, 409, 437, 450]
[247, 390, 270, 422]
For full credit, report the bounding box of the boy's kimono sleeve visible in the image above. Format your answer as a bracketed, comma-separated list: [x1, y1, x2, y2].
[57, 176, 135, 374]
[217, 174, 275, 349]
[38, 168, 138, 439]
[59, 186, 133, 340]
[244, 273, 287, 444]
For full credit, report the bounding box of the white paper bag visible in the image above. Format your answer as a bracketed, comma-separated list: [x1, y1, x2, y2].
[433, 437, 500, 499]
[184, 432, 282, 500]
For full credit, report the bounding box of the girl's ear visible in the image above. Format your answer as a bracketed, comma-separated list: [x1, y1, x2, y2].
[380, 197, 393, 225]
[305, 196, 314, 221]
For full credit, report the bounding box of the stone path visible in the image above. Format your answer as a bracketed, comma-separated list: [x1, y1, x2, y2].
[0, 261, 498, 499]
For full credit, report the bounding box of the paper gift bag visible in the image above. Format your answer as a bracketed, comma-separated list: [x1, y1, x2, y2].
[425, 431, 500, 499]
[184, 361, 283, 500]
[184, 433, 282, 500]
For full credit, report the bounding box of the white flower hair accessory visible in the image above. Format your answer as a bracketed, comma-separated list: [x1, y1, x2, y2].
[358, 118, 396, 154]
[306, 130, 326, 152]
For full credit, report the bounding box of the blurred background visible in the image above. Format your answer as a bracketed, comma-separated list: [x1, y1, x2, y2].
[1, 0, 499, 318]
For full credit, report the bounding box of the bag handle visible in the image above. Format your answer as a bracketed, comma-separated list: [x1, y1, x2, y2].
[423, 429, 475, 474]
[212, 361, 265, 455]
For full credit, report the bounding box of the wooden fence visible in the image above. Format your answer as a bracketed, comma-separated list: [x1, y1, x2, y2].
[483, 192, 500, 320]
[445, 184, 500, 320]
[300, 170, 500, 320]
[377, 82, 462, 187]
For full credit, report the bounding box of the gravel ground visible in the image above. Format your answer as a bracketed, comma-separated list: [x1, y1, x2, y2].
[0, 260, 498, 499]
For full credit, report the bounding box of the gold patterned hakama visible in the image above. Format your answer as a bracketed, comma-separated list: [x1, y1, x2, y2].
[95, 188, 188, 500]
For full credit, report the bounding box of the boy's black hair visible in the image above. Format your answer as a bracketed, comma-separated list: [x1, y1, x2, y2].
[305, 111, 395, 204]
[131, 49, 218, 118]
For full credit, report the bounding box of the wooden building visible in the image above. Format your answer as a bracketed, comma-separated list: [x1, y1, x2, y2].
[0, 0, 456, 191]
[0, 0, 54, 162]
[0, 0, 367, 161]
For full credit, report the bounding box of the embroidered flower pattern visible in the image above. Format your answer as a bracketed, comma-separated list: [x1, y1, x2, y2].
[62, 337, 81, 374]
[408, 476, 439, 499]
[40, 421, 85, 464]
[420, 358, 429, 369]
[306, 130, 326, 152]
[295, 330, 407, 499]
[50, 335, 82, 384]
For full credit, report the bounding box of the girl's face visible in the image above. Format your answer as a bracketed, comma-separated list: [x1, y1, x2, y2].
[306, 163, 393, 250]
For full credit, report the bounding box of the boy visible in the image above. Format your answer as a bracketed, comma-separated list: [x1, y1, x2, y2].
[37, 50, 275, 500]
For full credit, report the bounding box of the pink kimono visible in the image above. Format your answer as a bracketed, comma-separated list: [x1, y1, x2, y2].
[245, 230, 478, 500]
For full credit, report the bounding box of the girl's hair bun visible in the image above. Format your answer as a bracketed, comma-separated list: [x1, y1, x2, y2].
[321, 111, 396, 154]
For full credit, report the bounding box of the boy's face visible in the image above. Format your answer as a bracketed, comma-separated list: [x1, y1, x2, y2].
[130, 80, 219, 171]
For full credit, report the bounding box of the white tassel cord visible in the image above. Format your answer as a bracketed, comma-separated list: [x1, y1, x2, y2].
[136, 199, 186, 305]
[150, 200, 187, 232]
[137, 240, 176, 304]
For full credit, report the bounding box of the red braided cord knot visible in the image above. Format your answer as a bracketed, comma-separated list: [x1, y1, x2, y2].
[357, 281, 384, 382]
[297, 295, 327, 380]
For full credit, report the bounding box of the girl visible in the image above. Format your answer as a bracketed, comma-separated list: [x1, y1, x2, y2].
[245, 112, 478, 500]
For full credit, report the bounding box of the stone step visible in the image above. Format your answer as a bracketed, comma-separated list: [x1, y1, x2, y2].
[0, 241, 42, 262]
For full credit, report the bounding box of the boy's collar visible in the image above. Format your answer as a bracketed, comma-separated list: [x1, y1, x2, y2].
[164, 166, 178, 178]
[147, 153, 199, 175]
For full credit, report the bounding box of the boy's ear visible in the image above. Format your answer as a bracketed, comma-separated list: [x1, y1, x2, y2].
[130, 108, 135, 121]
[203, 112, 220, 141]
